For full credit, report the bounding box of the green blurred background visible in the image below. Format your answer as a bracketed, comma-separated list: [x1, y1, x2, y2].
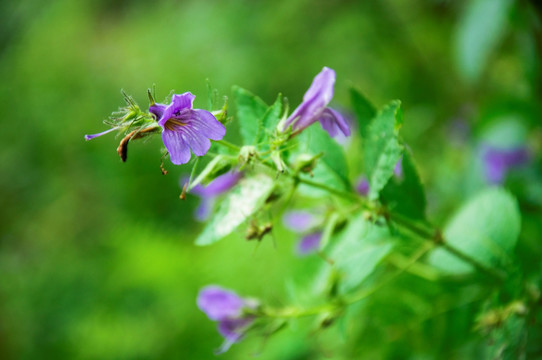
[1, 0, 541, 358]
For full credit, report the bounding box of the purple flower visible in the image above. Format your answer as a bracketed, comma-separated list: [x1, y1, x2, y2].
[281, 67, 350, 137]
[150, 92, 226, 165]
[186, 172, 242, 221]
[394, 157, 403, 179]
[282, 210, 319, 233]
[355, 176, 370, 196]
[296, 232, 323, 256]
[197, 285, 257, 353]
[482, 145, 529, 184]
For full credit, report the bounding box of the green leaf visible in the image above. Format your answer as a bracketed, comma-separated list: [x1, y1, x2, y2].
[350, 88, 376, 139]
[232, 86, 268, 146]
[364, 100, 404, 200]
[455, 0, 512, 82]
[429, 188, 521, 274]
[298, 124, 349, 189]
[258, 94, 282, 144]
[324, 213, 393, 294]
[381, 150, 427, 221]
[195, 174, 274, 246]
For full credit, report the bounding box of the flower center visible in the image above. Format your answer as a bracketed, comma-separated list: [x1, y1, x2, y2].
[164, 117, 187, 131]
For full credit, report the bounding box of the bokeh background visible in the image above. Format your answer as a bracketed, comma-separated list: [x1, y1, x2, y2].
[1, 0, 541, 358]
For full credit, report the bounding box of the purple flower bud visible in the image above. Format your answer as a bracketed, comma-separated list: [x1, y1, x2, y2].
[282, 211, 319, 233]
[296, 232, 322, 256]
[84, 128, 115, 141]
[482, 145, 529, 184]
[355, 176, 370, 196]
[150, 92, 226, 165]
[216, 317, 255, 354]
[282, 67, 350, 137]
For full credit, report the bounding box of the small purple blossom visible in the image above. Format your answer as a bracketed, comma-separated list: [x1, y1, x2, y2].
[394, 157, 403, 179]
[84, 128, 115, 141]
[282, 211, 319, 233]
[197, 285, 257, 353]
[296, 232, 323, 256]
[150, 92, 226, 165]
[186, 172, 242, 221]
[355, 176, 370, 196]
[482, 145, 529, 184]
[281, 67, 350, 137]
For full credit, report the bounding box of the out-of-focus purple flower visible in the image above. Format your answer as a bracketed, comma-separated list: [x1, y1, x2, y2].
[482, 146, 529, 184]
[84, 128, 115, 141]
[281, 67, 350, 138]
[296, 232, 322, 256]
[394, 157, 403, 179]
[186, 172, 242, 221]
[355, 176, 370, 196]
[150, 92, 226, 165]
[197, 285, 257, 354]
[282, 210, 319, 233]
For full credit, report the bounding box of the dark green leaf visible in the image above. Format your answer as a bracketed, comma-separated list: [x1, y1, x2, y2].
[350, 88, 376, 139]
[381, 150, 427, 222]
[195, 174, 274, 246]
[429, 188, 521, 274]
[364, 100, 404, 200]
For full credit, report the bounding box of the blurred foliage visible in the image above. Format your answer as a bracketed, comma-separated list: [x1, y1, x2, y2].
[1, 0, 541, 359]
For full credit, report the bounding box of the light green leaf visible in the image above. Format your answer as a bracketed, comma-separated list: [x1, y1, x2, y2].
[429, 187, 521, 274]
[195, 174, 274, 246]
[325, 213, 393, 294]
[455, 0, 512, 82]
[381, 150, 426, 221]
[258, 94, 282, 144]
[350, 88, 376, 139]
[364, 100, 404, 200]
[232, 86, 268, 146]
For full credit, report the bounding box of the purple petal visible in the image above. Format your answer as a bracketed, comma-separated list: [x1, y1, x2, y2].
[149, 103, 167, 120]
[355, 176, 370, 196]
[84, 128, 115, 141]
[195, 198, 214, 221]
[179, 124, 212, 156]
[282, 211, 318, 233]
[215, 317, 254, 354]
[158, 92, 196, 127]
[483, 146, 529, 184]
[296, 232, 322, 256]
[191, 172, 242, 198]
[318, 107, 351, 137]
[197, 286, 245, 321]
[283, 67, 336, 133]
[190, 109, 226, 140]
[394, 157, 403, 179]
[162, 129, 192, 165]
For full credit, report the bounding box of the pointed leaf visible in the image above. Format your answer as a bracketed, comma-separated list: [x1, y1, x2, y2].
[429, 187, 521, 274]
[350, 88, 376, 139]
[195, 174, 274, 246]
[233, 86, 268, 146]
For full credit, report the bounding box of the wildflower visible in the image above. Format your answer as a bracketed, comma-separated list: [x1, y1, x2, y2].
[188, 172, 242, 221]
[150, 92, 226, 165]
[482, 145, 529, 184]
[296, 232, 323, 256]
[355, 176, 370, 196]
[281, 67, 350, 137]
[283, 210, 323, 256]
[197, 285, 257, 353]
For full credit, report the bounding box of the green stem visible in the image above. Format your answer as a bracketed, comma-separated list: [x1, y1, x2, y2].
[215, 139, 241, 151]
[297, 177, 362, 203]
